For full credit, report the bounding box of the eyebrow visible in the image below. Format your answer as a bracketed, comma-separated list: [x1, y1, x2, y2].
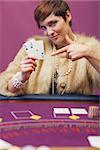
[48, 20, 55, 24]
[40, 18, 59, 29]
[40, 21, 53, 29]
[41, 18, 58, 26]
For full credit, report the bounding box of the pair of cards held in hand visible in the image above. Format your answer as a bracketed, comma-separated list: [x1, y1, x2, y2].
[23, 39, 44, 60]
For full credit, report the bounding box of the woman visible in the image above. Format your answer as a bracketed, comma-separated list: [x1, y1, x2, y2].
[0, 0, 100, 96]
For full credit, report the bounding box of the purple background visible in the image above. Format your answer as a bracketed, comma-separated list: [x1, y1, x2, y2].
[0, 0, 100, 94]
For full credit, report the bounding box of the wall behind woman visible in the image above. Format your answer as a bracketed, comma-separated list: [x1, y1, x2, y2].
[0, 0, 99, 94]
[0, 0, 99, 71]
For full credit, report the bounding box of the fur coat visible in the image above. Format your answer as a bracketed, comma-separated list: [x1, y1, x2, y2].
[0, 34, 100, 96]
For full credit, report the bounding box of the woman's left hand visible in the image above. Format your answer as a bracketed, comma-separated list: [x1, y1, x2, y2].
[51, 35, 90, 61]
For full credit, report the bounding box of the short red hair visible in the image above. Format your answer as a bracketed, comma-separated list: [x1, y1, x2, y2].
[34, 0, 71, 28]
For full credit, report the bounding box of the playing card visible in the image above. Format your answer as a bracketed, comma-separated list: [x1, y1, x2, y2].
[70, 108, 88, 115]
[0, 139, 12, 149]
[88, 136, 100, 148]
[53, 108, 70, 114]
[53, 108, 70, 118]
[23, 39, 44, 59]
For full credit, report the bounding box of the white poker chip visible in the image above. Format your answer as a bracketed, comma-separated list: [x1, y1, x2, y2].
[22, 145, 36, 150]
[36, 145, 50, 150]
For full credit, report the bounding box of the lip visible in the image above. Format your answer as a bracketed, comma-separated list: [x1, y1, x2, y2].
[50, 35, 58, 40]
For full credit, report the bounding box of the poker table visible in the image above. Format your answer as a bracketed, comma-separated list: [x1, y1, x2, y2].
[0, 94, 100, 150]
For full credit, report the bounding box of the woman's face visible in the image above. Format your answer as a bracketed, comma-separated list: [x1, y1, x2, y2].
[40, 13, 72, 48]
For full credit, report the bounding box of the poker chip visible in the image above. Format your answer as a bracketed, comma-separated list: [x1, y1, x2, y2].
[88, 106, 99, 119]
[22, 145, 35, 150]
[36, 145, 50, 150]
[68, 115, 80, 120]
[30, 115, 42, 120]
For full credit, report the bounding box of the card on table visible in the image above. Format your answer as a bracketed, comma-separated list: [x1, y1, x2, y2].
[87, 136, 100, 148]
[23, 39, 44, 60]
[0, 139, 12, 149]
[70, 108, 88, 115]
[53, 108, 70, 118]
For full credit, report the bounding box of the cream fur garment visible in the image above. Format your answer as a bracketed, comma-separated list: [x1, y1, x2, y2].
[0, 34, 100, 96]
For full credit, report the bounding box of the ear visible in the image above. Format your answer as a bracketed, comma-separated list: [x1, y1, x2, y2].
[66, 10, 72, 22]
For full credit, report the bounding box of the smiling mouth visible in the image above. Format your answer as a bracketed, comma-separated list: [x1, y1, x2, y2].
[51, 35, 58, 40]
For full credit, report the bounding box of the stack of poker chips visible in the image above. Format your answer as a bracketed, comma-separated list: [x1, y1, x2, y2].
[88, 106, 99, 119]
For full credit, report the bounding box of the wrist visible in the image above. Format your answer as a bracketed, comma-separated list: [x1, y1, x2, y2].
[12, 72, 24, 89]
[84, 45, 92, 58]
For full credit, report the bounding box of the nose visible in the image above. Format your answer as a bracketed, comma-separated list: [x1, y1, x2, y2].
[45, 27, 54, 37]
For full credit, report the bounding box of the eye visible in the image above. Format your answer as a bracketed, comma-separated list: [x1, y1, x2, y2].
[40, 26, 46, 31]
[49, 21, 58, 27]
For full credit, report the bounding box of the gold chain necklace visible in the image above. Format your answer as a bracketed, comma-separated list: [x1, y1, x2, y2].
[51, 44, 73, 94]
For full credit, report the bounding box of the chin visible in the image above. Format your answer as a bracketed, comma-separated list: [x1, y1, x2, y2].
[53, 38, 64, 47]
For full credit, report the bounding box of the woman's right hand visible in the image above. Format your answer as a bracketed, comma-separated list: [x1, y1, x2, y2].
[20, 56, 37, 82]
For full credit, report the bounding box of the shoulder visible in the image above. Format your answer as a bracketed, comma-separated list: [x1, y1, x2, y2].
[75, 33, 100, 45]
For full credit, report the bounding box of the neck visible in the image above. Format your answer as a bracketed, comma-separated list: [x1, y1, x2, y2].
[56, 31, 75, 49]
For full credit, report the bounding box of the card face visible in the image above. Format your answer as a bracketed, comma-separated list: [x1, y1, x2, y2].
[53, 108, 70, 114]
[0, 139, 12, 149]
[88, 136, 100, 148]
[70, 108, 88, 115]
[23, 39, 44, 60]
[53, 108, 70, 118]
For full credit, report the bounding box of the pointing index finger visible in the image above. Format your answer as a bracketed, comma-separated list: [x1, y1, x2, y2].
[51, 46, 68, 56]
